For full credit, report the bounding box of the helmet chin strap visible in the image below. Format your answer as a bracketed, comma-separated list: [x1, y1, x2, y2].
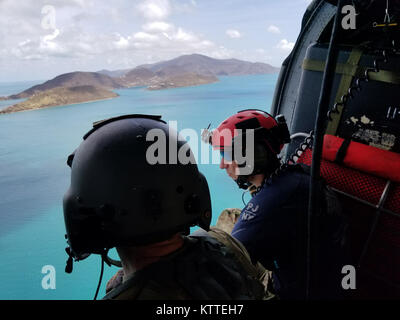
[64, 245, 122, 275]
[94, 249, 122, 300]
[248, 184, 260, 197]
[103, 253, 122, 268]
[235, 176, 251, 190]
[235, 170, 268, 194]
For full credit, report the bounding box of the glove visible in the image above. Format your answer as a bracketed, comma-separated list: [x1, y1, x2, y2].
[216, 208, 241, 234]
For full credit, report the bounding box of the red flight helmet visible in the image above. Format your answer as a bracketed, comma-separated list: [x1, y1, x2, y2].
[209, 109, 291, 189]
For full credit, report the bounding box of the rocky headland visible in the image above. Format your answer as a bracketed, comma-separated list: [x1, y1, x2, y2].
[0, 54, 279, 114]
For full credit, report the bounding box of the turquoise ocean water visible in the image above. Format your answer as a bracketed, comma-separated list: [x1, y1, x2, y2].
[0, 74, 278, 299]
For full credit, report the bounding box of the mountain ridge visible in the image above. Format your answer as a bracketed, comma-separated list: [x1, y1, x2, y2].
[1, 54, 279, 114]
[98, 54, 279, 78]
[8, 71, 123, 100]
[135, 53, 279, 77]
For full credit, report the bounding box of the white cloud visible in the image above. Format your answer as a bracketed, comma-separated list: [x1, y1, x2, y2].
[133, 31, 159, 42]
[173, 28, 196, 42]
[114, 34, 131, 49]
[133, 42, 153, 49]
[11, 31, 68, 60]
[172, 0, 197, 14]
[276, 39, 295, 51]
[69, 0, 94, 8]
[142, 21, 173, 33]
[39, 29, 63, 55]
[137, 0, 171, 20]
[42, 28, 60, 43]
[1, 0, 263, 80]
[126, 0, 216, 56]
[190, 39, 214, 50]
[267, 25, 281, 34]
[226, 29, 242, 39]
[88, 22, 214, 59]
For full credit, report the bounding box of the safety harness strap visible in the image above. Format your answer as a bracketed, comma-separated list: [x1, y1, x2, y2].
[305, 48, 363, 135]
[331, 48, 363, 132]
[368, 69, 400, 84]
[302, 59, 400, 84]
[302, 59, 359, 77]
[334, 139, 351, 164]
[302, 48, 400, 135]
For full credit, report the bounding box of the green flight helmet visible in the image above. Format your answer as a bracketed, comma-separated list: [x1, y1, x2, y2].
[63, 114, 211, 261]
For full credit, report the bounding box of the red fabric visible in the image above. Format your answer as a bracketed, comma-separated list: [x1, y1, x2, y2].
[323, 134, 400, 183]
[297, 139, 400, 297]
[385, 184, 400, 214]
[298, 146, 400, 214]
[298, 148, 388, 207]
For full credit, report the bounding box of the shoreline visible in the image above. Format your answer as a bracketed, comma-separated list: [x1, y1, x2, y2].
[0, 73, 279, 115]
[0, 95, 119, 115]
[146, 79, 220, 91]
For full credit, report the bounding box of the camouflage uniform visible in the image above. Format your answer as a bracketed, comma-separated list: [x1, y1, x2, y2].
[103, 227, 270, 300]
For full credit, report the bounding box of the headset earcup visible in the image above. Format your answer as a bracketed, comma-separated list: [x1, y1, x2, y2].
[196, 172, 212, 231]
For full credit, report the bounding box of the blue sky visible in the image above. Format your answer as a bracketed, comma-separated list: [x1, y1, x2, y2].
[0, 0, 312, 82]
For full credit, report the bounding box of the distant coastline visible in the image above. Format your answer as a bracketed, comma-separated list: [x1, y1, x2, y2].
[0, 96, 118, 115]
[0, 85, 119, 114]
[0, 54, 279, 114]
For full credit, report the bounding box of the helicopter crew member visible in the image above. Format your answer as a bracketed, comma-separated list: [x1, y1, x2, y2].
[62, 114, 266, 300]
[208, 109, 348, 299]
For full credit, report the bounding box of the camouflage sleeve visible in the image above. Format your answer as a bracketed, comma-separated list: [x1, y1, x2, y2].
[207, 226, 276, 300]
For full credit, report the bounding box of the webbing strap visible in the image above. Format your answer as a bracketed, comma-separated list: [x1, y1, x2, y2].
[327, 48, 363, 135]
[334, 139, 351, 164]
[368, 69, 400, 84]
[302, 48, 400, 135]
[302, 59, 400, 84]
[302, 59, 359, 77]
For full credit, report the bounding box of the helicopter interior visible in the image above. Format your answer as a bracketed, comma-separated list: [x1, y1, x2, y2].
[271, 0, 400, 298]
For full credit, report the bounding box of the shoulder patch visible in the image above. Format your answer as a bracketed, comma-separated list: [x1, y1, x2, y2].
[241, 211, 256, 221]
[241, 202, 259, 221]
